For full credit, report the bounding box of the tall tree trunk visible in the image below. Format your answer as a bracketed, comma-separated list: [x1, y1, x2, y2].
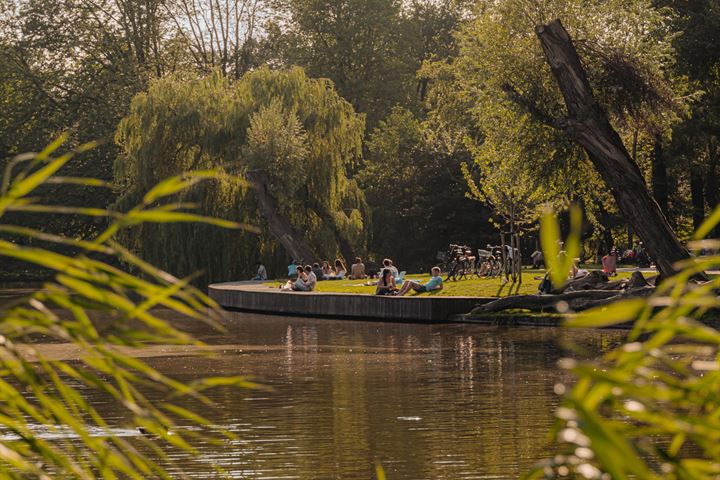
[651, 134, 669, 217]
[706, 138, 719, 237]
[535, 20, 693, 277]
[627, 129, 638, 251]
[596, 202, 614, 254]
[246, 170, 319, 264]
[690, 165, 705, 232]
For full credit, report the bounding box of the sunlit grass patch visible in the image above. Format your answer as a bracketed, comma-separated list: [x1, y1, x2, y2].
[267, 269, 636, 297]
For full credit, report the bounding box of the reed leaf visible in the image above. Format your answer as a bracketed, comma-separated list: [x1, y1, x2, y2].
[0, 140, 256, 478]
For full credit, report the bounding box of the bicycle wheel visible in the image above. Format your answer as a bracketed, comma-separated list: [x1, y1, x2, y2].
[450, 262, 464, 281]
[477, 260, 492, 278]
[456, 261, 467, 281]
[445, 261, 457, 281]
[475, 260, 487, 278]
[491, 260, 503, 277]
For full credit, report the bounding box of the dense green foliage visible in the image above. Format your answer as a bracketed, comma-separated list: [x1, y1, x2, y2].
[264, 0, 469, 128]
[423, 0, 692, 252]
[0, 138, 253, 477]
[358, 107, 490, 271]
[1, 0, 719, 275]
[115, 68, 368, 281]
[527, 206, 720, 480]
[2, 0, 720, 476]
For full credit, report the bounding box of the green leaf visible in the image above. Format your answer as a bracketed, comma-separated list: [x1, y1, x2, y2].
[46, 177, 112, 187]
[142, 171, 219, 205]
[124, 209, 247, 229]
[565, 298, 646, 327]
[694, 205, 720, 240]
[0, 150, 75, 215]
[541, 204, 582, 289]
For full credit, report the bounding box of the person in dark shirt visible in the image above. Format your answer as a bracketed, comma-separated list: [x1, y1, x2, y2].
[312, 262, 324, 281]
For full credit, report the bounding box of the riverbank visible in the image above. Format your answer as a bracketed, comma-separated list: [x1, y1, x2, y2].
[209, 268, 678, 324]
[209, 281, 492, 323]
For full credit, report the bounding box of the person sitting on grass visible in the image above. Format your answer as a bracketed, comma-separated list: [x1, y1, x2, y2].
[321, 260, 333, 279]
[602, 247, 618, 276]
[287, 258, 300, 279]
[350, 257, 366, 279]
[379, 258, 399, 278]
[303, 265, 317, 291]
[312, 262, 324, 281]
[282, 266, 310, 291]
[397, 267, 443, 296]
[375, 268, 398, 295]
[252, 260, 267, 281]
[333, 259, 347, 280]
[569, 258, 589, 279]
[530, 249, 544, 269]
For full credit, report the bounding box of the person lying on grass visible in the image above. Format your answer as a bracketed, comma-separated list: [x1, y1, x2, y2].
[397, 267, 443, 296]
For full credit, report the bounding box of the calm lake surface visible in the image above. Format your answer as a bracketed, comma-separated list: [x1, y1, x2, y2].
[43, 312, 626, 479]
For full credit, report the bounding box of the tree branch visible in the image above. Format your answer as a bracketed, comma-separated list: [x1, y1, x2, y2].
[501, 82, 566, 130]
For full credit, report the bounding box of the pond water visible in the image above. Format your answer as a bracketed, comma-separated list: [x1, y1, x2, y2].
[33, 312, 626, 479]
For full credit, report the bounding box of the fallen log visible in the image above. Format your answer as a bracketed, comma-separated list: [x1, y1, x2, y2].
[553, 270, 609, 293]
[562, 271, 650, 292]
[474, 286, 655, 313]
[579, 286, 655, 310]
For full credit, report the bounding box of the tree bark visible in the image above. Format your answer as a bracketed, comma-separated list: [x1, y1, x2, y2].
[690, 165, 705, 232]
[474, 287, 655, 313]
[596, 202, 615, 254]
[651, 134, 669, 217]
[706, 138, 719, 237]
[246, 170, 319, 264]
[535, 20, 693, 277]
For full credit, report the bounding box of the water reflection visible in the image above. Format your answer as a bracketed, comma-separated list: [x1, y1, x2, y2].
[40, 312, 627, 479]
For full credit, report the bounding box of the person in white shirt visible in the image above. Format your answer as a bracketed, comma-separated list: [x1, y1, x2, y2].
[380, 258, 399, 278]
[303, 265, 317, 291]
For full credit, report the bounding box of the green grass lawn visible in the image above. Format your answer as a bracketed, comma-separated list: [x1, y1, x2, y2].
[267, 269, 636, 298]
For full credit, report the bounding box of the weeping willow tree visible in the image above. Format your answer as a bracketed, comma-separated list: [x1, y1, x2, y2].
[115, 67, 369, 281]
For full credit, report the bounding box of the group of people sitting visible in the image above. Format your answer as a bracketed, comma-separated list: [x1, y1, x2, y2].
[276, 256, 444, 296]
[279, 257, 353, 291]
[281, 264, 318, 291]
[313, 259, 348, 280]
[375, 265, 443, 296]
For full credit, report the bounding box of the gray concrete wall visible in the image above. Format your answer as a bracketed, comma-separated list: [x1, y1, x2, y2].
[208, 282, 490, 322]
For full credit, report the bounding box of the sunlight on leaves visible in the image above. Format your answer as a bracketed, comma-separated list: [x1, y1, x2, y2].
[0, 138, 259, 478]
[530, 202, 720, 479]
[540, 204, 582, 289]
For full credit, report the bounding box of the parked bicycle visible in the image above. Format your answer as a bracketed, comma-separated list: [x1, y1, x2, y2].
[441, 243, 476, 281]
[476, 246, 503, 278]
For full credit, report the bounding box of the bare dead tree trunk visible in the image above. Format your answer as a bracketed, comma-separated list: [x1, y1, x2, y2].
[535, 19, 693, 278]
[246, 171, 319, 263]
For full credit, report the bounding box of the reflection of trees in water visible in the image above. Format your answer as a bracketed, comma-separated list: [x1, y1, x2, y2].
[127, 313, 624, 478]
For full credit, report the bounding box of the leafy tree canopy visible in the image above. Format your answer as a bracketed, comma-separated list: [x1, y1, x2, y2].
[115, 67, 369, 280]
[423, 0, 686, 251]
